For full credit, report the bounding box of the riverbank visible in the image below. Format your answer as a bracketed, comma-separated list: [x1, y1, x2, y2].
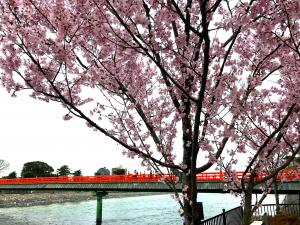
[0, 191, 165, 208]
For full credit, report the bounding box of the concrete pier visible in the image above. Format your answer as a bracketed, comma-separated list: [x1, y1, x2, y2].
[96, 191, 107, 225]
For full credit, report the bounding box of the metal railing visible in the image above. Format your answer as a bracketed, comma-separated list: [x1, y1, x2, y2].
[200, 203, 300, 225]
[252, 203, 300, 220]
[200, 206, 243, 225]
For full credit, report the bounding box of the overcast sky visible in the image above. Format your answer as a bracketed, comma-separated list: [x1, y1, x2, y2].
[0, 88, 143, 177]
[0, 86, 249, 177]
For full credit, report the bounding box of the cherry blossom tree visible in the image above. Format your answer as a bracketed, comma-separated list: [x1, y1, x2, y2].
[222, 143, 300, 224]
[0, 1, 299, 224]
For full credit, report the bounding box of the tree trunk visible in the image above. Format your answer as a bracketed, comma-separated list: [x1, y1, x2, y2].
[183, 198, 192, 225]
[181, 111, 199, 225]
[182, 174, 200, 225]
[182, 202, 200, 225]
[242, 190, 253, 225]
[274, 179, 280, 213]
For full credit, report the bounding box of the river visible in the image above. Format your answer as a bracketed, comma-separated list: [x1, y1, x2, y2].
[0, 193, 283, 225]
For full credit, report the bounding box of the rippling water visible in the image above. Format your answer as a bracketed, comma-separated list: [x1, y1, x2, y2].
[0, 193, 282, 225]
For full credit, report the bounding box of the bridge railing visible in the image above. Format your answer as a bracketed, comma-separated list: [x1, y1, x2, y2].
[0, 174, 175, 184]
[0, 170, 299, 185]
[221, 170, 300, 182]
[196, 171, 225, 181]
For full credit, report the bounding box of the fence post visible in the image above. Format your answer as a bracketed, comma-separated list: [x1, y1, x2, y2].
[222, 209, 226, 225]
[298, 193, 300, 214]
[241, 206, 244, 219]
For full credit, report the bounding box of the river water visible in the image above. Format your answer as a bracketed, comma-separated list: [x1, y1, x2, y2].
[0, 193, 283, 225]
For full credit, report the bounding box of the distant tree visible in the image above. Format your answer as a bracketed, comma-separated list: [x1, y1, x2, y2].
[0, 160, 9, 172]
[112, 166, 127, 175]
[73, 170, 82, 176]
[95, 167, 110, 176]
[56, 165, 71, 176]
[6, 171, 17, 179]
[21, 161, 54, 178]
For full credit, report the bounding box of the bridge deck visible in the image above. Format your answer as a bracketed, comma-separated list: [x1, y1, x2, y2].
[0, 181, 299, 194]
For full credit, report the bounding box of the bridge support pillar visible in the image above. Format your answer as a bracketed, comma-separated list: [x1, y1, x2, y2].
[96, 191, 107, 225]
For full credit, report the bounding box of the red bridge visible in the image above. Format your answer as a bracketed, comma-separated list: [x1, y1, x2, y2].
[0, 170, 300, 189]
[1, 170, 299, 225]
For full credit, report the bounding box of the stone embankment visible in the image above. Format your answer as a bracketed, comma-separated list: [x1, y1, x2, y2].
[0, 191, 95, 207]
[0, 191, 164, 208]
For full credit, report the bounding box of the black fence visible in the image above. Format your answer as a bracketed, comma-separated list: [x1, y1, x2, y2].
[200, 206, 243, 225]
[200, 203, 300, 225]
[252, 203, 300, 220]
